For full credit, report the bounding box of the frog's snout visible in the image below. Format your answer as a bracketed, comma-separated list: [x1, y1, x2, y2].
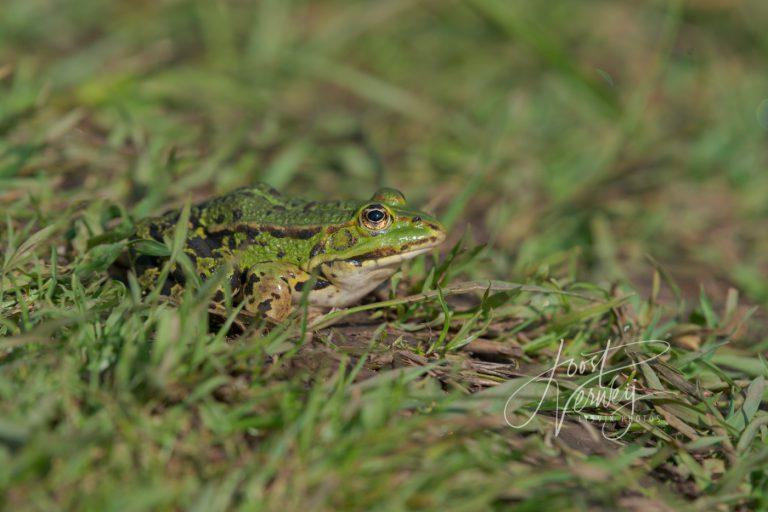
[421, 219, 447, 247]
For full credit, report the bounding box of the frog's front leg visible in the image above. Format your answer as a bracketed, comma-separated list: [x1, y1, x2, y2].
[240, 263, 309, 322]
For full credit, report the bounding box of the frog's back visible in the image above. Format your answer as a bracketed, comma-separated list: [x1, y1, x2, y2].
[197, 184, 360, 228]
[128, 183, 363, 285]
[137, 183, 361, 237]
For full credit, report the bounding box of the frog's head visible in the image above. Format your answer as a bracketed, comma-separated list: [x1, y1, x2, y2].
[308, 188, 446, 288]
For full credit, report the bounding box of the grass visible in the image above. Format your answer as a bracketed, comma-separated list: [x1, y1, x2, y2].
[2, 0, 768, 510]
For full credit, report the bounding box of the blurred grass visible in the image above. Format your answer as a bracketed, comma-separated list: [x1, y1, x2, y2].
[2, 0, 768, 510]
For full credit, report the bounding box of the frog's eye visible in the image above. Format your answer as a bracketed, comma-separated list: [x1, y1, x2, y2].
[360, 204, 392, 231]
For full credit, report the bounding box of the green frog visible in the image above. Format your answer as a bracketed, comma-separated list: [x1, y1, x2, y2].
[114, 183, 446, 321]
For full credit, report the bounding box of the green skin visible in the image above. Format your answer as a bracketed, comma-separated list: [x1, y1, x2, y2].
[125, 183, 446, 321]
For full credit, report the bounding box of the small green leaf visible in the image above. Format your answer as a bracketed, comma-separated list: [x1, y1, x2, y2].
[132, 239, 171, 257]
[728, 376, 765, 431]
[86, 223, 135, 249]
[75, 241, 128, 277]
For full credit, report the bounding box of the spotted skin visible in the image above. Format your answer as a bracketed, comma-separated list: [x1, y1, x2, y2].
[116, 183, 446, 322]
[240, 263, 307, 321]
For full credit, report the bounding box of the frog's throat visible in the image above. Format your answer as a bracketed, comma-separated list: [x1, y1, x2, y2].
[311, 247, 434, 307]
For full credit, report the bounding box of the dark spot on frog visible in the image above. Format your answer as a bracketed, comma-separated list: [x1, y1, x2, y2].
[214, 212, 226, 224]
[133, 254, 165, 276]
[313, 279, 331, 290]
[361, 239, 430, 260]
[405, 240, 424, 250]
[267, 226, 321, 240]
[239, 226, 261, 240]
[270, 292, 281, 300]
[206, 230, 238, 251]
[148, 223, 164, 242]
[186, 213, 202, 231]
[213, 282, 242, 304]
[276, 250, 285, 259]
[356, 247, 403, 261]
[158, 271, 185, 296]
[294, 227, 321, 239]
[244, 273, 260, 293]
[302, 201, 318, 212]
[294, 278, 331, 291]
[187, 236, 213, 258]
[309, 243, 325, 259]
[412, 216, 422, 223]
[257, 300, 272, 313]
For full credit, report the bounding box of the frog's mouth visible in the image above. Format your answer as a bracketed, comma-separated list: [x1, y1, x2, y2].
[355, 247, 434, 268]
[318, 243, 439, 278]
[313, 231, 446, 283]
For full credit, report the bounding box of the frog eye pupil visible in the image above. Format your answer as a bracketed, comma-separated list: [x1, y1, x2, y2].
[366, 209, 385, 223]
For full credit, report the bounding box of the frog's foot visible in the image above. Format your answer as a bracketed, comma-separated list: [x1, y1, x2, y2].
[241, 263, 306, 323]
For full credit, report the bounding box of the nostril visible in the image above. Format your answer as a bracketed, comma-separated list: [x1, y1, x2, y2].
[412, 216, 422, 223]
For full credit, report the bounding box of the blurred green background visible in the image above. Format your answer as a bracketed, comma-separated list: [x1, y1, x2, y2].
[3, 1, 768, 509]
[3, 0, 767, 307]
